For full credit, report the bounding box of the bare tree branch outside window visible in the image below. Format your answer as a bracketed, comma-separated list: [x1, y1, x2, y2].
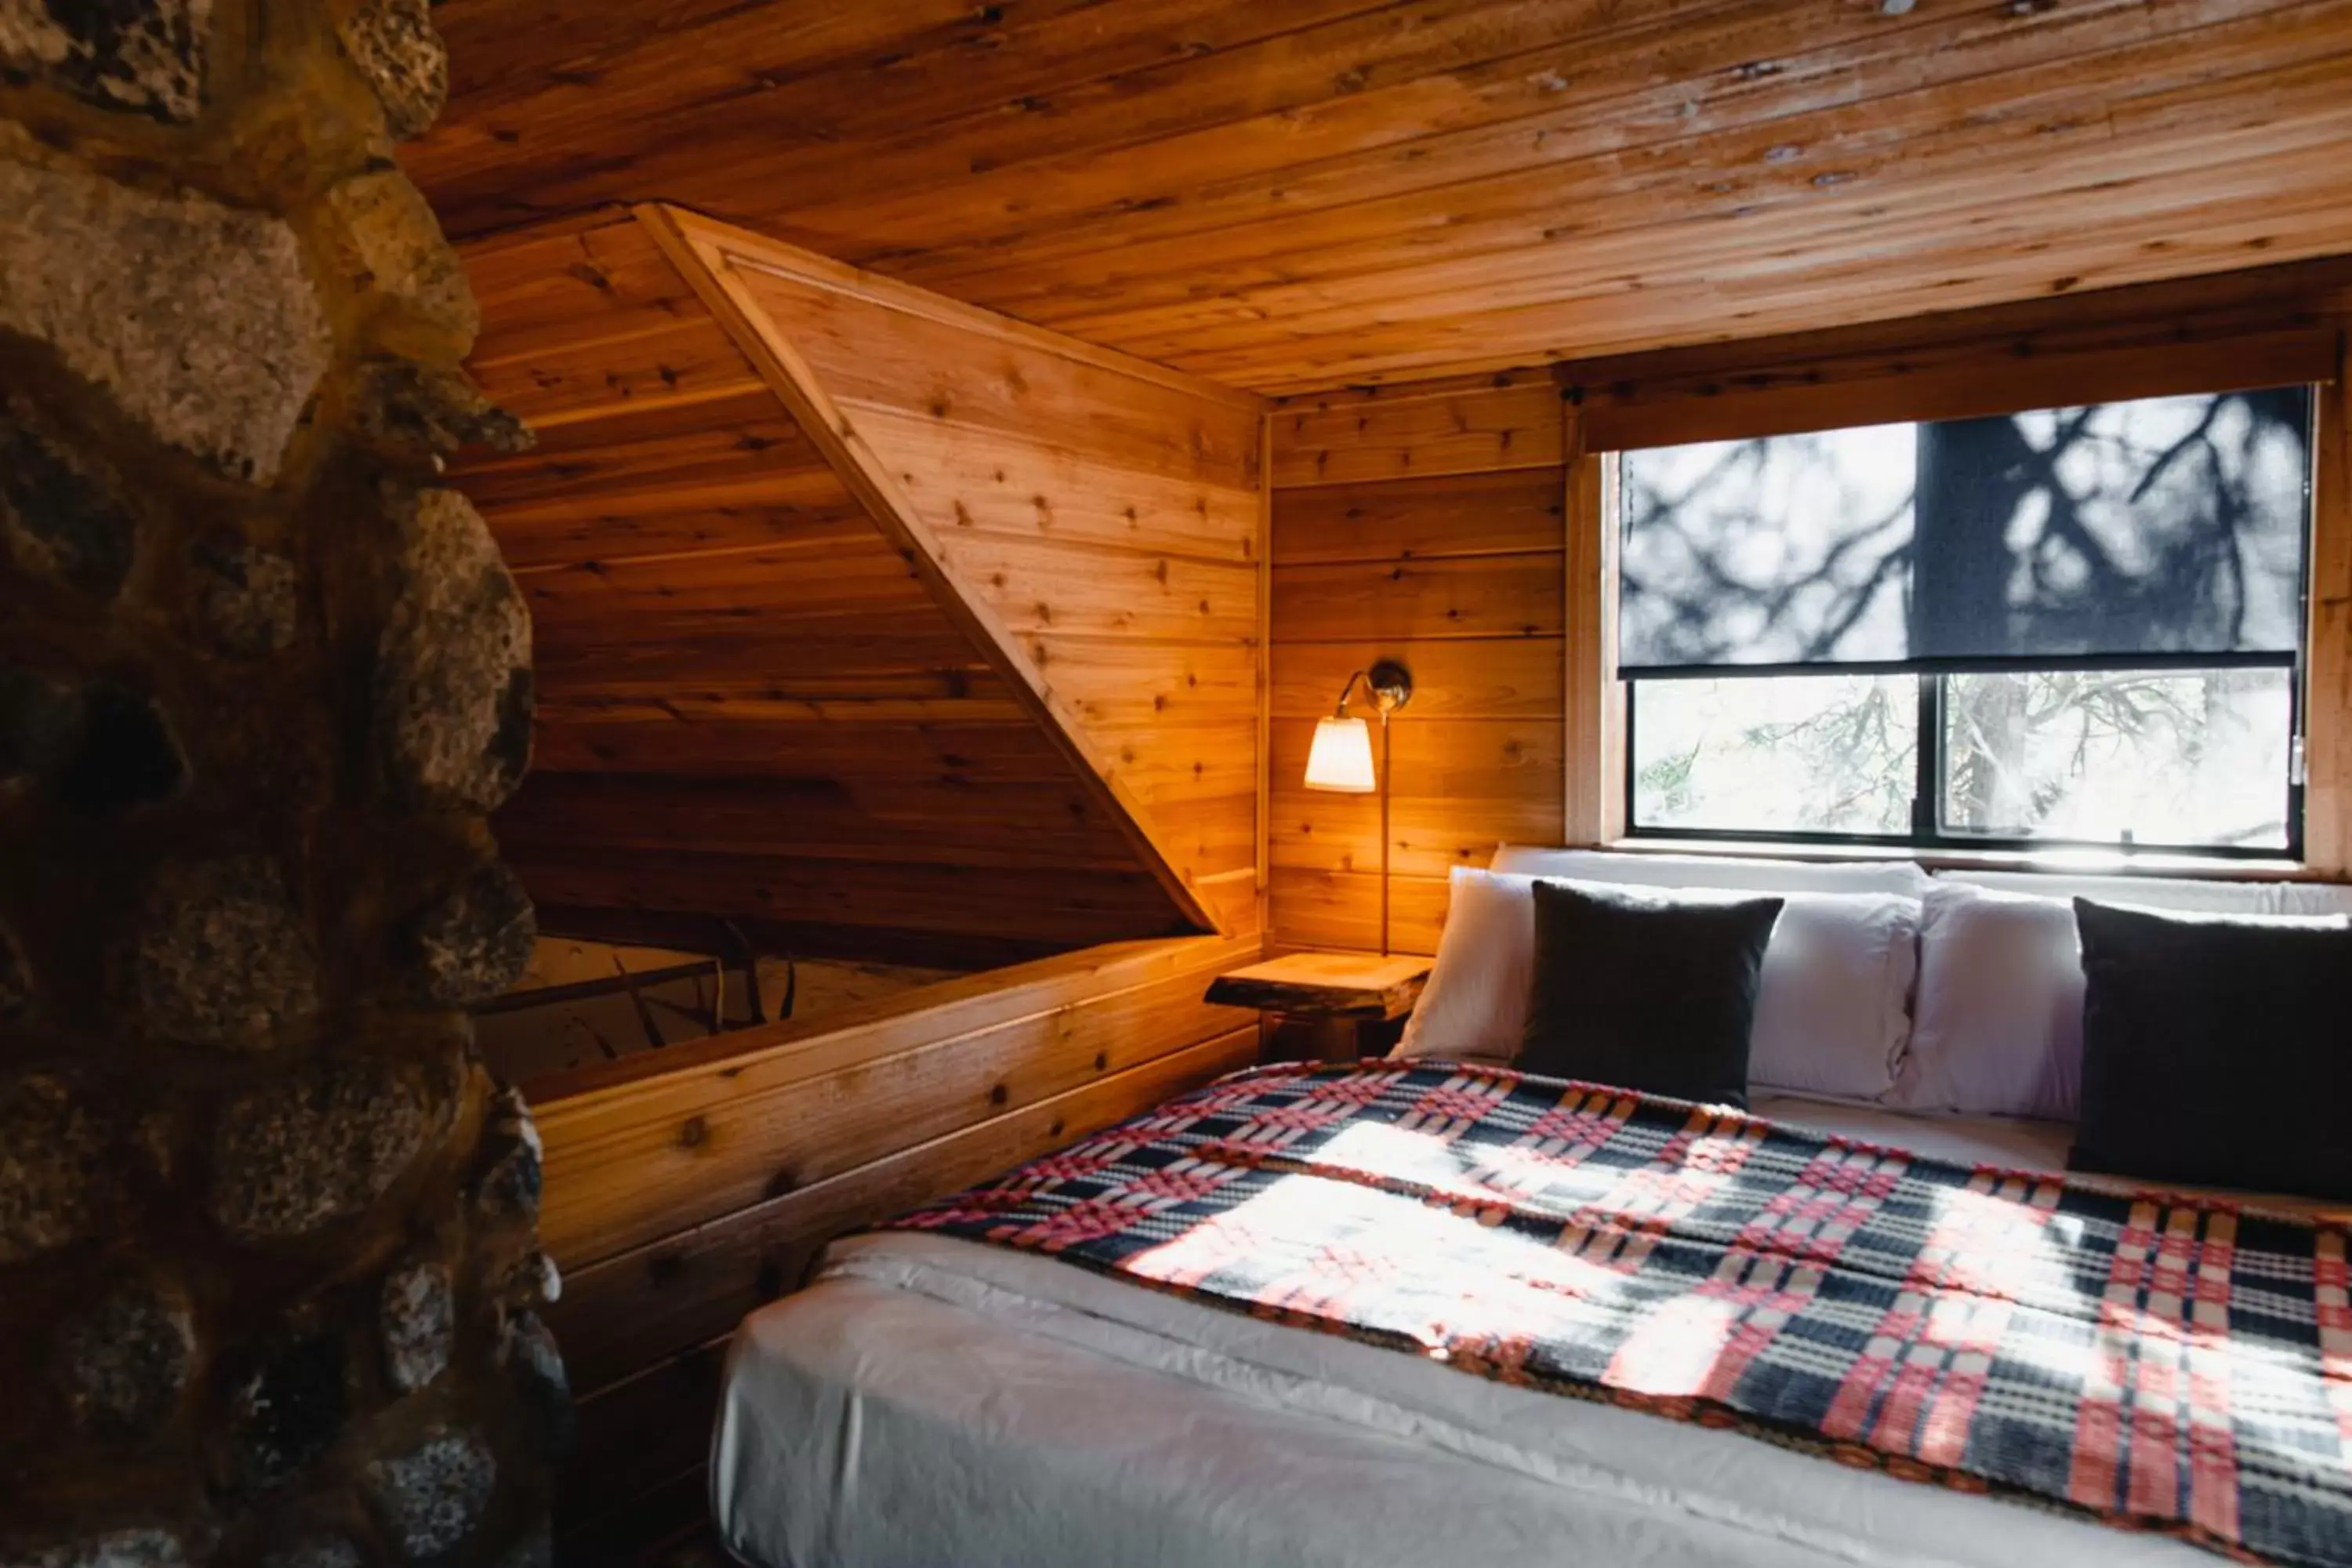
[1624, 390, 2309, 850]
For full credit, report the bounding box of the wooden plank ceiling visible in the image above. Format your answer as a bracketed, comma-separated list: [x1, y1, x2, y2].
[407, 0, 2352, 393]
[452, 210, 1227, 967]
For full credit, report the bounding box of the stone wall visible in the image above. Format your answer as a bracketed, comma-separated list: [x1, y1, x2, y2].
[0, 3, 561, 1564]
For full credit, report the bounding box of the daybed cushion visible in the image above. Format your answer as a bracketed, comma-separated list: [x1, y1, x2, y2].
[1936, 866, 2352, 918]
[2071, 897, 2352, 1199]
[1492, 846, 1933, 897]
[1519, 880, 1782, 1105]
[1400, 857, 1922, 1102]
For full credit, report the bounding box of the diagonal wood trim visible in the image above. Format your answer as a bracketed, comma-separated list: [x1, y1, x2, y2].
[636, 201, 1221, 933]
[665, 209, 1265, 416]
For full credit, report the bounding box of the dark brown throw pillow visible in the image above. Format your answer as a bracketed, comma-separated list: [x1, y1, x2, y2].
[2071, 898, 2352, 1201]
[1517, 880, 1784, 1108]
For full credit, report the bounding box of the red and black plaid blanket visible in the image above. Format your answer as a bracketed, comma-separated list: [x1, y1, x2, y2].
[883, 1061, 2352, 1566]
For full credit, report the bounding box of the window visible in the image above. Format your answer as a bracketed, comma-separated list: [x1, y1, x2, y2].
[1618, 388, 2314, 857]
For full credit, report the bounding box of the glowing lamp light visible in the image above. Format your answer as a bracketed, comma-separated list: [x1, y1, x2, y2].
[1304, 714, 1378, 793]
[1303, 661, 1414, 953]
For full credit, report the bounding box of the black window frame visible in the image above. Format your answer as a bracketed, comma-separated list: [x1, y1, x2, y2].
[1610, 384, 2319, 862]
[1621, 661, 2305, 861]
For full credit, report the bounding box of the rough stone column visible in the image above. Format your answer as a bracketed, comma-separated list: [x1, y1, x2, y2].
[0, 4, 564, 1565]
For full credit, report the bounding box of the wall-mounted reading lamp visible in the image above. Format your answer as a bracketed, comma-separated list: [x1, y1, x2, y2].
[1303, 659, 1413, 955]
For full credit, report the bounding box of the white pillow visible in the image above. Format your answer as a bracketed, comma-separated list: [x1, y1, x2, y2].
[1395, 866, 1921, 1103]
[1494, 846, 1932, 898]
[1393, 867, 1533, 1066]
[1746, 891, 1919, 1102]
[1937, 868, 2352, 919]
[1900, 884, 2083, 1120]
[1905, 878, 2352, 1120]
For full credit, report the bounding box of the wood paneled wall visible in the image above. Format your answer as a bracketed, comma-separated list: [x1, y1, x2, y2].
[1267, 261, 2352, 953]
[451, 209, 1272, 963]
[1266, 371, 1570, 954]
[655, 209, 1268, 936]
[540, 933, 1260, 1557]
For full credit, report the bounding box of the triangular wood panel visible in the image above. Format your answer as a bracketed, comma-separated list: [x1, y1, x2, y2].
[448, 210, 1222, 965]
[644, 205, 1267, 939]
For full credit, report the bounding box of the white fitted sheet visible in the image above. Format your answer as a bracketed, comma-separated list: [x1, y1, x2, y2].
[712, 1096, 2291, 1568]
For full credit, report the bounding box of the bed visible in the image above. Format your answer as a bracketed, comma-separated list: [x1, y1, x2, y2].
[706, 860, 2352, 1568]
[713, 1076, 2347, 1568]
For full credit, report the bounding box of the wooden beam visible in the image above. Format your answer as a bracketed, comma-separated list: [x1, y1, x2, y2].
[636, 202, 1226, 934]
[1562, 414, 1622, 847]
[1573, 326, 2340, 452]
[2308, 328, 2352, 877]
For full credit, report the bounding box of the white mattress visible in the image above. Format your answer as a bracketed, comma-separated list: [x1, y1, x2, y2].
[711, 1097, 2259, 1568]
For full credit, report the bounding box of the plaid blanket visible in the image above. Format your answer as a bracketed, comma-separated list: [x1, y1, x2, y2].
[883, 1061, 2352, 1566]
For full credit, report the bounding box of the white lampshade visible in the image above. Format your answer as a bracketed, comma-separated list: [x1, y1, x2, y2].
[1303, 715, 1377, 793]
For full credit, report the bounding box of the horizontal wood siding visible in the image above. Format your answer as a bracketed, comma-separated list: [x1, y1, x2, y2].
[538, 934, 1260, 1556]
[691, 218, 1269, 935]
[1267, 379, 1570, 953]
[451, 212, 1201, 963]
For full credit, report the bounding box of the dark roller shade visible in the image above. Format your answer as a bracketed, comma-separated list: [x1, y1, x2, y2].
[1618, 387, 2313, 677]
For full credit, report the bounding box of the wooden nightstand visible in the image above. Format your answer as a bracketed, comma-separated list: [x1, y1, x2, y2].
[1206, 951, 1433, 1063]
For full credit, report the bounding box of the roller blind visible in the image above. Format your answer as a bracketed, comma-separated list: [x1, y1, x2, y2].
[1616, 387, 2314, 677]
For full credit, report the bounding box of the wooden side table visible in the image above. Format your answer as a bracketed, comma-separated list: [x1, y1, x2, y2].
[1205, 951, 1433, 1064]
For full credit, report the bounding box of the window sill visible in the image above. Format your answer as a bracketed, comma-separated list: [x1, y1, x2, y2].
[1601, 836, 2318, 883]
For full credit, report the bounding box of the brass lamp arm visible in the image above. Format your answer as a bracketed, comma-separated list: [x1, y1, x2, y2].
[1334, 660, 1414, 720]
[1331, 669, 1369, 718]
